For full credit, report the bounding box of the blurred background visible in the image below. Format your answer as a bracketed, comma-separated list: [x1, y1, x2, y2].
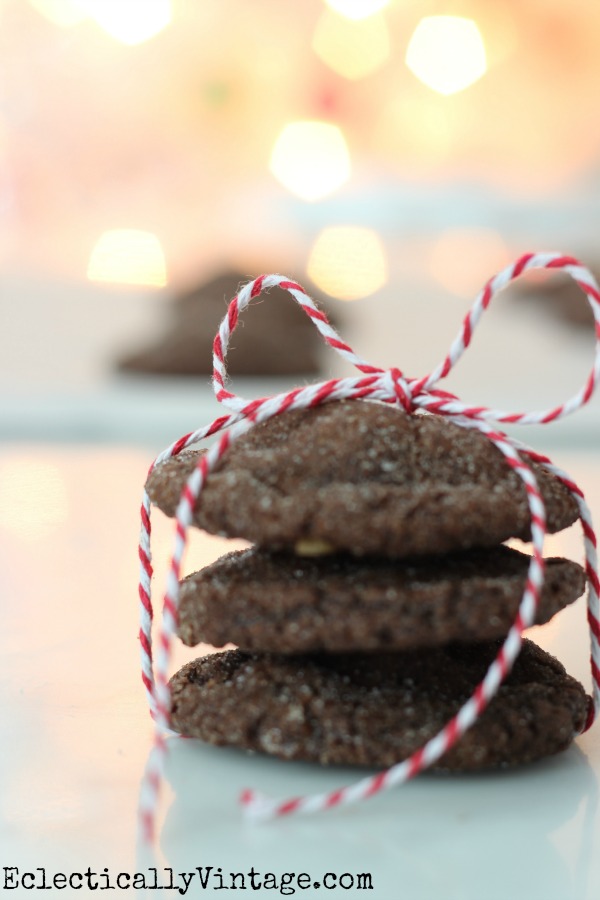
[1, 0, 599, 448]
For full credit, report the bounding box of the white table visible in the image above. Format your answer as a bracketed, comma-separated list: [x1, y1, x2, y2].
[1, 443, 599, 898]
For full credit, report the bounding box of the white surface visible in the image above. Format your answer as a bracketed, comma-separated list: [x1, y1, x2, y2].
[1, 444, 600, 898]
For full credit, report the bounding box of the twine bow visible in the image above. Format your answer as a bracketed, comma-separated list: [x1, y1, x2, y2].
[138, 251, 600, 840]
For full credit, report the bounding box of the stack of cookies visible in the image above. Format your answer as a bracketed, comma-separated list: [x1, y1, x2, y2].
[146, 401, 589, 772]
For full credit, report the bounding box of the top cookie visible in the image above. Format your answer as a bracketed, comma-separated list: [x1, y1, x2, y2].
[145, 400, 579, 558]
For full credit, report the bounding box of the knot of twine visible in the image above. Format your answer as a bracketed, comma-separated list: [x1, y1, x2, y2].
[389, 368, 416, 413]
[137, 252, 600, 843]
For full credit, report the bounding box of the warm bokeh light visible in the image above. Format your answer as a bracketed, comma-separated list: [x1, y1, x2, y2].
[324, 0, 390, 22]
[429, 228, 511, 297]
[87, 229, 167, 287]
[307, 226, 387, 300]
[28, 0, 88, 27]
[373, 92, 455, 169]
[269, 121, 351, 202]
[313, 9, 390, 80]
[0, 459, 68, 541]
[78, 0, 171, 45]
[406, 16, 487, 95]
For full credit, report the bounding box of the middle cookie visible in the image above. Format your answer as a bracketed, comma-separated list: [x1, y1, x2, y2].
[177, 545, 586, 654]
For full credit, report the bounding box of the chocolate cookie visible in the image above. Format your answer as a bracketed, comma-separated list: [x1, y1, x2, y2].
[177, 546, 586, 653]
[118, 269, 338, 377]
[146, 401, 579, 557]
[169, 640, 589, 770]
[514, 268, 596, 330]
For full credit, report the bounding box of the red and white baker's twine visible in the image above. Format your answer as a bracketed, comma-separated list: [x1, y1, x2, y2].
[138, 252, 600, 840]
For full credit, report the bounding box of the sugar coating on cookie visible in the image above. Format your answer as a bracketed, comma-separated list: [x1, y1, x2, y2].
[177, 546, 586, 653]
[145, 401, 579, 557]
[168, 640, 589, 770]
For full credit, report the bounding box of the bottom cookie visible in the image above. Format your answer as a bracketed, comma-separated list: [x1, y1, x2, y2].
[168, 640, 589, 771]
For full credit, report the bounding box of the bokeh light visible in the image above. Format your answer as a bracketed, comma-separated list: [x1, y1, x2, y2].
[313, 9, 390, 80]
[28, 0, 88, 27]
[0, 459, 68, 541]
[324, 0, 390, 20]
[429, 228, 511, 297]
[269, 121, 351, 201]
[406, 16, 487, 95]
[307, 226, 387, 300]
[87, 229, 167, 287]
[373, 92, 455, 169]
[77, 0, 171, 45]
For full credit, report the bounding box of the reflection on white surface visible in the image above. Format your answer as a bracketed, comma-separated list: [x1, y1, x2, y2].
[0, 457, 68, 540]
[158, 737, 599, 900]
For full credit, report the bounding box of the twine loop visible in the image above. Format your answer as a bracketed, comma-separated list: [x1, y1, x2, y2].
[138, 251, 600, 839]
